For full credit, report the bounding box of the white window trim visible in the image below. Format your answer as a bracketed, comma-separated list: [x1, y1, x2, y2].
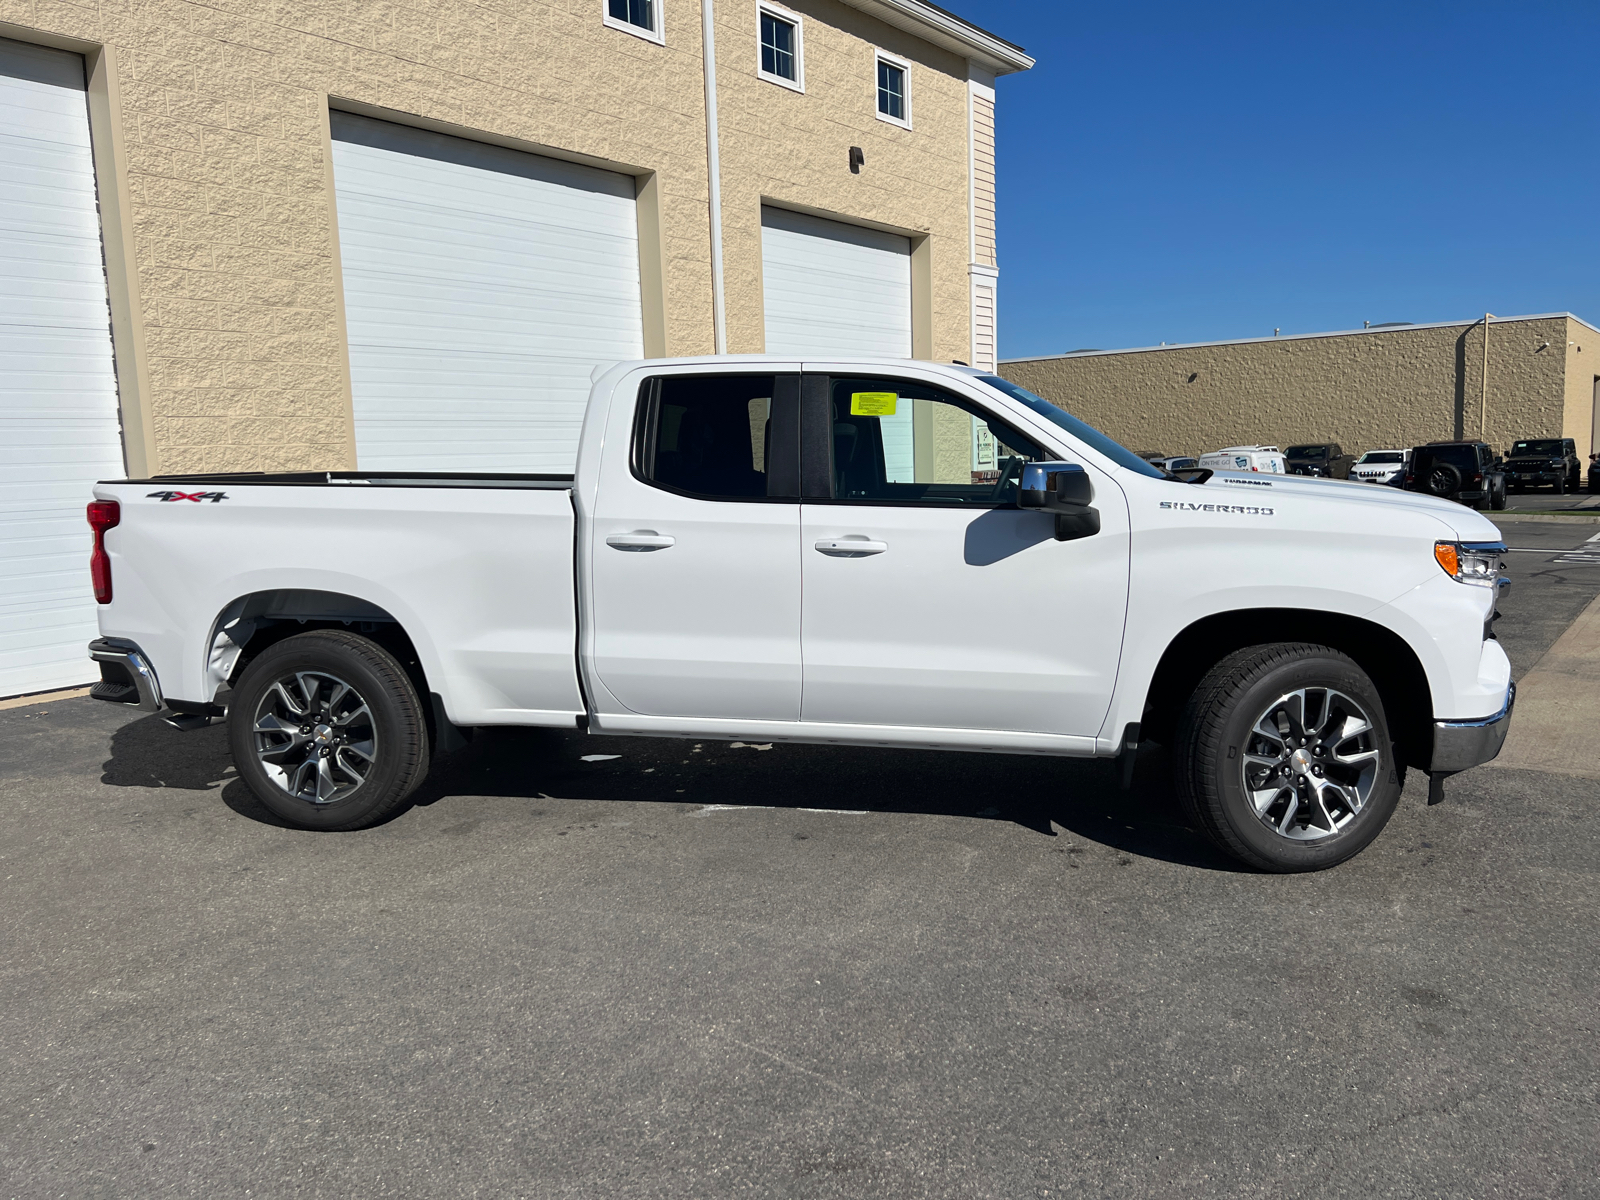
[603, 0, 665, 45]
[756, 1, 805, 93]
[874, 49, 913, 129]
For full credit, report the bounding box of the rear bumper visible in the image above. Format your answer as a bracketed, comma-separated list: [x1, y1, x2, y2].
[87, 638, 164, 712]
[1432, 681, 1515, 772]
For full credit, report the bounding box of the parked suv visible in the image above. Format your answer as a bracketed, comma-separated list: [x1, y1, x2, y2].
[1404, 441, 1506, 510]
[1285, 443, 1357, 479]
[1503, 437, 1580, 494]
[1351, 449, 1408, 485]
[1589, 454, 1600, 494]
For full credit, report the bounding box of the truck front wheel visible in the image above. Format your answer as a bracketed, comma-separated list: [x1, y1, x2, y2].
[1174, 643, 1403, 872]
[228, 630, 431, 831]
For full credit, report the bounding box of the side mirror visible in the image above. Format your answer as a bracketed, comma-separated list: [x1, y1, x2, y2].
[1018, 461, 1100, 541]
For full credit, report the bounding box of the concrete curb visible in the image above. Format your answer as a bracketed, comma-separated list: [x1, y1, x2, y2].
[1491, 591, 1600, 779]
[0, 686, 92, 711]
[1492, 513, 1600, 525]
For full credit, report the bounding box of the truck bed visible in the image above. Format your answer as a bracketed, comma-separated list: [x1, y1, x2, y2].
[92, 473, 585, 727]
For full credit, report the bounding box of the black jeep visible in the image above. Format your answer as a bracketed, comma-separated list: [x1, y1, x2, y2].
[1285, 442, 1357, 479]
[1503, 437, 1580, 493]
[1403, 441, 1506, 510]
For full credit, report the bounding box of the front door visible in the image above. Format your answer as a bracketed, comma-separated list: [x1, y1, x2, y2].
[798, 374, 1130, 737]
[588, 372, 803, 721]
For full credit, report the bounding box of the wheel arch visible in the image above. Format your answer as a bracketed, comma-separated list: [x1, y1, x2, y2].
[1142, 608, 1435, 770]
[202, 588, 430, 711]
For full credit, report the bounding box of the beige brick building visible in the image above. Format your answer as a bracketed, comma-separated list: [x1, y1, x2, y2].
[1001, 314, 1600, 463]
[0, 0, 1031, 698]
[0, 0, 1030, 476]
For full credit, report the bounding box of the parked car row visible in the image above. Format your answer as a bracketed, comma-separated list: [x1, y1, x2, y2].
[1143, 432, 1591, 509]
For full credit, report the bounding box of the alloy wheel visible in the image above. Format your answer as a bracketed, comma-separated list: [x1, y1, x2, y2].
[1240, 687, 1382, 841]
[252, 670, 377, 804]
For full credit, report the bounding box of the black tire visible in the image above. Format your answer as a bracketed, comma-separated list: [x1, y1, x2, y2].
[1425, 463, 1461, 498]
[1174, 643, 1404, 873]
[1553, 474, 1567, 495]
[1490, 481, 1507, 511]
[228, 630, 430, 831]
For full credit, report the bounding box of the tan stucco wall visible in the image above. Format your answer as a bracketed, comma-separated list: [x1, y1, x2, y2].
[715, 0, 972, 360]
[1001, 316, 1577, 461]
[1, 0, 977, 474]
[1561, 317, 1600, 458]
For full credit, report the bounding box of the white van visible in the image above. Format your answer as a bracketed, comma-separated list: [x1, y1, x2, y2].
[1199, 445, 1287, 474]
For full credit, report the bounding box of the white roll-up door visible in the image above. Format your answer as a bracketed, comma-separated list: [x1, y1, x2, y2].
[330, 113, 644, 473]
[760, 206, 912, 358]
[0, 38, 122, 699]
[761, 207, 914, 475]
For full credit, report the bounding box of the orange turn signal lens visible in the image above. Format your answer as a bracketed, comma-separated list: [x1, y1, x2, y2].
[1434, 541, 1460, 577]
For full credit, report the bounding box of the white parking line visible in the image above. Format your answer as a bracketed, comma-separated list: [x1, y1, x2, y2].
[690, 804, 868, 816]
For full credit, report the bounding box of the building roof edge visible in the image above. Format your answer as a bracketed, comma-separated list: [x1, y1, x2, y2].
[836, 0, 1034, 73]
[1000, 313, 1596, 364]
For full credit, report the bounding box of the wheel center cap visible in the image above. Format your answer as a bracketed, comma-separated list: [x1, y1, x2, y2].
[312, 723, 335, 744]
[1290, 748, 1315, 775]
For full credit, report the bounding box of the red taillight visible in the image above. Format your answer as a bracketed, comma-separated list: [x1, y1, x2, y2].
[87, 500, 120, 604]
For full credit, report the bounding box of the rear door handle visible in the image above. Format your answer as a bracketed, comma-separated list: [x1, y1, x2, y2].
[606, 531, 676, 551]
[814, 538, 888, 557]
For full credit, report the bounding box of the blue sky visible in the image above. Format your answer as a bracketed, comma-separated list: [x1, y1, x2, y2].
[955, 1, 1600, 360]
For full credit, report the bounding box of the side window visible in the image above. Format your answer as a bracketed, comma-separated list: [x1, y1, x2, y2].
[637, 374, 796, 501]
[824, 377, 1048, 506]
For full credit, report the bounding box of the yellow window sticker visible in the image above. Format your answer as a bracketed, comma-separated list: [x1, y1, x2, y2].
[850, 392, 898, 416]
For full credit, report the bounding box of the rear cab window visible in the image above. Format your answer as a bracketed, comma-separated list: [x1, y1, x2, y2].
[634, 374, 799, 501]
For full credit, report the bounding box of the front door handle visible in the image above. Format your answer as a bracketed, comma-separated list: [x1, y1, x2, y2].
[814, 538, 888, 557]
[606, 531, 676, 551]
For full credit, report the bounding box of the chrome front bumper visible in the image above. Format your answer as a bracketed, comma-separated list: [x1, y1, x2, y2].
[1431, 682, 1516, 773]
[88, 638, 164, 712]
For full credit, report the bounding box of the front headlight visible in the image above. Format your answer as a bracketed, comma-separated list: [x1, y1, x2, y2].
[1434, 540, 1505, 586]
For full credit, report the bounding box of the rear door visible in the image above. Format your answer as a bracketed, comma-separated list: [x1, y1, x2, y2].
[796, 372, 1130, 737]
[586, 371, 804, 721]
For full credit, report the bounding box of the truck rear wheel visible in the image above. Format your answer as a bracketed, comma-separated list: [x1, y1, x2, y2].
[1174, 643, 1403, 872]
[228, 630, 430, 831]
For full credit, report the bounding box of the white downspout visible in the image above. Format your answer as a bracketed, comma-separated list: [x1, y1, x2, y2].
[700, 0, 728, 353]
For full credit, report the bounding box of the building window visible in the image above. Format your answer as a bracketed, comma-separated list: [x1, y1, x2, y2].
[876, 53, 911, 128]
[605, 0, 663, 44]
[757, 3, 804, 92]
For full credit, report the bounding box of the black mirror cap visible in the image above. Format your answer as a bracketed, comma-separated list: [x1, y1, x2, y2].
[1054, 507, 1101, 541]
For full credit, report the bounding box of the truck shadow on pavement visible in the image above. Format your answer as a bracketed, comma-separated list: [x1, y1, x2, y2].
[411, 727, 1235, 870]
[101, 715, 1236, 870]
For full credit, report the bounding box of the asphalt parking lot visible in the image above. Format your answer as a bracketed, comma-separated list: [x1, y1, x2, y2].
[2, 520, 1597, 1199]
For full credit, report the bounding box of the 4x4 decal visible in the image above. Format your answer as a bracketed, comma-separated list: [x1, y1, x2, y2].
[147, 490, 229, 503]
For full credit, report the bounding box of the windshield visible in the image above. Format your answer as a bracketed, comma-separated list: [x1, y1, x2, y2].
[1360, 451, 1403, 464]
[1511, 439, 1562, 456]
[979, 376, 1163, 478]
[1286, 445, 1327, 459]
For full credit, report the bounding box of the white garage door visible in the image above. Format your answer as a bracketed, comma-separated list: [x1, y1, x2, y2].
[330, 113, 644, 473]
[0, 38, 122, 699]
[761, 207, 914, 475]
[760, 206, 912, 359]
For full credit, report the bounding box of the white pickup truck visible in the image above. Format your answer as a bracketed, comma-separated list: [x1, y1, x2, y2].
[86, 358, 1514, 872]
